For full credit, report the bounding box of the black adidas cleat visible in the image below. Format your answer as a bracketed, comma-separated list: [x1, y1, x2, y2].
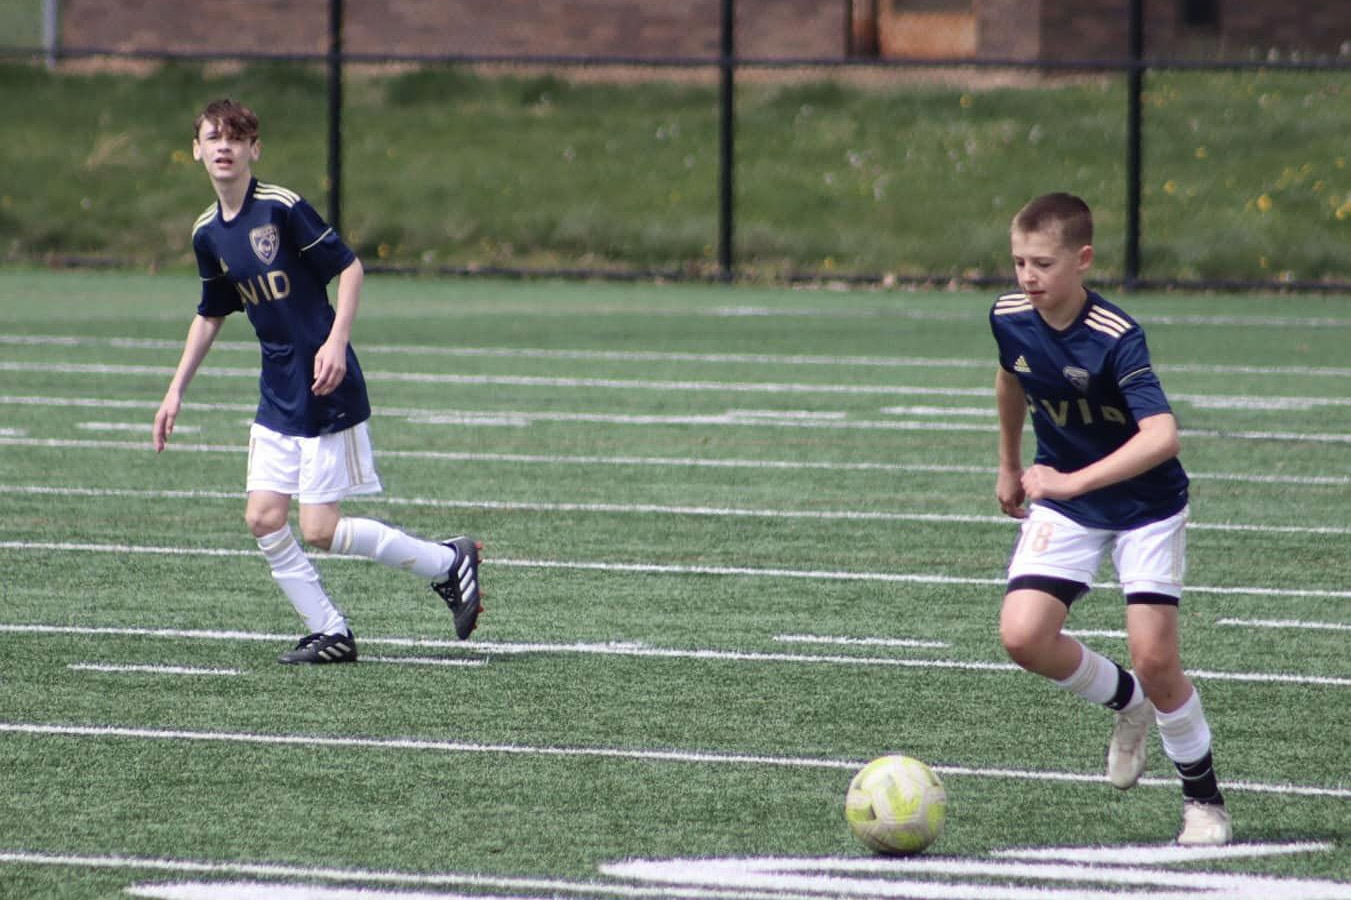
[432, 536, 484, 640]
[278, 631, 359, 665]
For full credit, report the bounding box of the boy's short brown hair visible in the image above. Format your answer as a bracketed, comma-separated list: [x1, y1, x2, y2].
[194, 98, 259, 142]
[1012, 192, 1093, 250]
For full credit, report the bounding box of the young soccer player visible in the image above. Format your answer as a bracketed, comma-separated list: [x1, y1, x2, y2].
[990, 193, 1231, 845]
[153, 98, 484, 664]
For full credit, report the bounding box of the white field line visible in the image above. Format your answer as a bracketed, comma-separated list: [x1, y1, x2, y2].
[6, 333, 1351, 374]
[1217, 618, 1351, 632]
[123, 886, 546, 900]
[1062, 629, 1129, 639]
[773, 634, 950, 649]
[992, 843, 1336, 865]
[365, 656, 487, 668]
[3, 361, 1351, 416]
[77, 421, 200, 433]
[4, 430, 1351, 488]
[5, 394, 1351, 448]
[67, 663, 242, 676]
[4, 483, 1348, 537]
[3, 843, 1340, 900]
[5, 624, 1348, 688]
[0, 359, 980, 398]
[602, 854, 1351, 900]
[0, 850, 704, 900]
[5, 540, 1351, 603]
[1, 721, 1346, 798]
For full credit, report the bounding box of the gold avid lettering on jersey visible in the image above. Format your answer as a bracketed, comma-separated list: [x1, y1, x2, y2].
[235, 270, 292, 306]
[1033, 398, 1127, 427]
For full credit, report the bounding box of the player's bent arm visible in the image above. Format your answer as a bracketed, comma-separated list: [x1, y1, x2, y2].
[153, 314, 225, 451]
[312, 257, 363, 396]
[329, 256, 363, 347]
[994, 368, 1029, 516]
[1056, 412, 1180, 498]
[994, 369, 1028, 471]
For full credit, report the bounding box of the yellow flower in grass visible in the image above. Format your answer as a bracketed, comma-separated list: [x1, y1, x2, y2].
[1256, 194, 1273, 213]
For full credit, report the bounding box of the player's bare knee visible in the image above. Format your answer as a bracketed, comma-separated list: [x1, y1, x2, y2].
[999, 620, 1046, 669]
[245, 507, 287, 538]
[300, 522, 335, 551]
[1129, 642, 1181, 689]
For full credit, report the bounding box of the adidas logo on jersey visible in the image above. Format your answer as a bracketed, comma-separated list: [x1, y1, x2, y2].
[1013, 355, 1031, 373]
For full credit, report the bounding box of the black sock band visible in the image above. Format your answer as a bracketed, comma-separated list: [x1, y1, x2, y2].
[1105, 665, 1137, 711]
[1175, 751, 1224, 804]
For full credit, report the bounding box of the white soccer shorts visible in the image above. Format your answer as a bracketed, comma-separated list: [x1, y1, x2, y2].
[246, 421, 384, 505]
[1007, 503, 1188, 599]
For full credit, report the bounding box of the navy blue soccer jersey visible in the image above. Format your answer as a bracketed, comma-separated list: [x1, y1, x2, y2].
[191, 178, 369, 437]
[990, 289, 1188, 529]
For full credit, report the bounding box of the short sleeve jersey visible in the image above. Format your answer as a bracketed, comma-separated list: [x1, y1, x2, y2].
[990, 289, 1188, 530]
[191, 178, 370, 437]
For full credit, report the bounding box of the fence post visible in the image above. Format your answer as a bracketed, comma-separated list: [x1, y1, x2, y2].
[1124, 0, 1144, 290]
[718, 0, 736, 281]
[327, 0, 344, 235]
[42, 0, 60, 69]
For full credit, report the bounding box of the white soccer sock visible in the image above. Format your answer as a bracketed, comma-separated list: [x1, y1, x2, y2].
[331, 517, 455, 579]
[257, 525, 347, 635]
[1155, 688, 1213, 765]
[1053, 640, 1144, 710]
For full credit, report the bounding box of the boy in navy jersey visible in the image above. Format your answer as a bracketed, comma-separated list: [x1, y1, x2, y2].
[153, 98, 484, 664]
[991, 193, 1230, 845]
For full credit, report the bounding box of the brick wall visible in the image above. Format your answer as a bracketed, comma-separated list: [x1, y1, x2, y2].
[60, 0, 847, 60]
[975, 0, 1041, 61]
[59, 0, 1348, 62]
[1219, 2, 1351, 55]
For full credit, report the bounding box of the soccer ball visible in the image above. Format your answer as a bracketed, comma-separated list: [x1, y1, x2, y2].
[844, 754, 947, 855]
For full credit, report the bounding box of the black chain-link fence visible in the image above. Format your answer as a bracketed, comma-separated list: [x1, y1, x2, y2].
[2, 0, 1347, 290]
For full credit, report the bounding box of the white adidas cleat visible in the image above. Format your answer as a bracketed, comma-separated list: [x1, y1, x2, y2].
[1106, 698, 1155, 789]
[1177, 800, 1233, 845]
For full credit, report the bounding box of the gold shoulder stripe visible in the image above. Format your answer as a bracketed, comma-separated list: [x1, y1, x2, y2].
[191, 204, 218, 236]
[994, 296, 1034, 316]
[1084, 318, 1128, 338]
[1089, 305, 1132, 329]
[255, 182, 301, 206]
[1085, 309, 1130, 337]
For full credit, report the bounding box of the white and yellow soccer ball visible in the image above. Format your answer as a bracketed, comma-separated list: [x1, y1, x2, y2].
[844, 754, 947, 855]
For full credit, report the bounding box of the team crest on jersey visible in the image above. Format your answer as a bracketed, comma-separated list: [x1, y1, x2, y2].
[249, 224, 280, 265]
[1062, 366, 1090, 393]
